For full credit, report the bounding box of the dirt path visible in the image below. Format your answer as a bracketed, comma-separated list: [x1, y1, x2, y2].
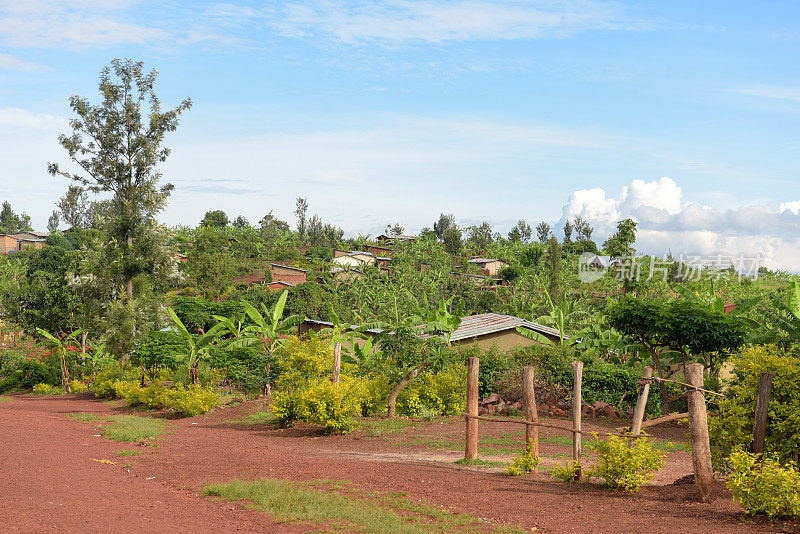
[0, 393, 794, 533]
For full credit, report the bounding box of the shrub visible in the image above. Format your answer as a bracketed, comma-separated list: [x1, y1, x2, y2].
[272, 337, 371, 432]
[32, 383, 64, 395]
[710, 345, 800, 469]
[0, 356, 60, 393]
[69, 379, 88, 393]
[726, 449, 800, 519]
[551, 458, 581, 482]
[159, 384, 219, 417]
[586, 434, 664, 493]
[90, 364, 139, 398]
[506, 447, 539, 476]
[396, 365, 466, 418]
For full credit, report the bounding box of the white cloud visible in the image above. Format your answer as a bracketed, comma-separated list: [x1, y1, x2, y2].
[732, 83, 800, 103]
[780, 201, 800, 215]
[560, 178, 800, 271]
[269, 0, 636, 44]
[0, 53, 49, 72]
[0, 108, 66, 131]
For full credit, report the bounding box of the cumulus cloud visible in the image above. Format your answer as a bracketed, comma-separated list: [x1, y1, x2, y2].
[560, 178, 800, 272]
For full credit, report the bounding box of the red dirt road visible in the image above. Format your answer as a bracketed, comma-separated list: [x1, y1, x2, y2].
[0, 393, 795, 534]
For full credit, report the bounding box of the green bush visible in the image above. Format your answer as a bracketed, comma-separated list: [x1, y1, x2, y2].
[210, 345, 271, 394]
[586, 434, 664, 493]
[69, 379, 88, 393]
[271, 337, 372, 432]
[90, 364, 139, 398]
[551, 458, 581, 482]
[32, 382, 64, 395]
[710, 345, 800, 469]
[109, 379, 219, 417]
[396, 365, 466, 418]
[505, 447, 539, 476]
[726, 448, 800, 519]
[0, 353, 61, 393]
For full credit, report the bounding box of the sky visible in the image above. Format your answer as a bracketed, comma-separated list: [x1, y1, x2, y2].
[0, 1, 799, 270]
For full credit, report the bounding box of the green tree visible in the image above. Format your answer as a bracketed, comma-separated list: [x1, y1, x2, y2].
[47, 211, 60, 234]
[48, 58, 191, 302]
[0, 201, 32, 233]
[546, 236, 563, 303]
[433, 213, 456, 240]
[442, 226, 463, 256]
[603, 218, 638, 258]
[57, 185, 89, 229]
[201, 210, 229, 227]
[295, 197, 308, 240]
[563, 219, 573, 243]
[467, 221, 493, 251]
[259, 211, 290, 241]
[536, 221, 551, 243]
[232, 215, 249, 229]
[508, 219, 532, 243]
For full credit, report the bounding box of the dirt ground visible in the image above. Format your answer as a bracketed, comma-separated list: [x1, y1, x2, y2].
[1, 393, 796, 534]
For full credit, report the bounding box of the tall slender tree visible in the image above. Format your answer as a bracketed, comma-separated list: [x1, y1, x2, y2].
[48, 59, 191, 301]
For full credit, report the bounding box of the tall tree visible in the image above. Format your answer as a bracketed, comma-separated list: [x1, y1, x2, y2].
[0, 202, 32, 234]
[573, 216, 593, 241]
[467, 221, 493, 251]
[535, 221, 551, 243]
[563, 219, 573, 243]
[48, 59, 191, 301]
[442, 226, 463, 256]
[295, 197, 308, 240]
[507, 219, 532, 243]
[57, 185, 89, 229]
[259, 210, 290, 240]
[232, 215, 249, 229]
[545, 236, 563, 303]
[386, 222, 405, 236]
[433, 213, 455, 240]
[47, 211, 60, 234]
[603, 218, 638, 258]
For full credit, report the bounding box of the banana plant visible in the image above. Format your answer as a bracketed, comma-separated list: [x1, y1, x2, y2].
[228, 290, 304, 362]
[36, 328, 84, 393]
[167, 308, 221, 386]
[570, 323, 625, 359]
[756, 280, 800, 352]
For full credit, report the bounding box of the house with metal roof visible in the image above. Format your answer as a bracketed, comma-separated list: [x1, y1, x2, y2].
[466, 258, 509, 276]
[299, 312, 563, 352]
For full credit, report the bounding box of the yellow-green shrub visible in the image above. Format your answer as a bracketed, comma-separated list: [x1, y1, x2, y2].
[710, 345, 800, 469]
[396, 365, 466, 417]
[586, 434, 664, 493]
[159, 384, 219, 417]
[69, 379, 88, 393]
[727, 448, 800, 518]
[506, 447, 539, 476]
[90, 365, 139, 398]
[551, 457, 581, 482]
[32, 383, 63, 395]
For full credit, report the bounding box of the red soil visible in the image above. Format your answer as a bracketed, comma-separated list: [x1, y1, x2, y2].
[1, 393, 796, 534]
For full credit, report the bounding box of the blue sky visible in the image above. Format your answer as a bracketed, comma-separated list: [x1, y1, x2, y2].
[1, 1, 799, 269]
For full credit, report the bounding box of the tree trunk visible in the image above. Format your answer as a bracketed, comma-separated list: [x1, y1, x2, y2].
[126, 236, 134, 300]
[80, 331, 87, 379]
[387, 360, 430, 418]
[647, 347, 672, 416]
[61, 355, 72, 393]
[190, 359, 200, 386]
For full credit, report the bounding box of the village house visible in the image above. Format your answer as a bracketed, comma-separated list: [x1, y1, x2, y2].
[233, 263, 308, 291]
[298, 312, 563, 352]
[0, 233, 48, 254]
[331, 251, 377, 268]
[466, 257, 509, 276]
[376, 234, 416, 244]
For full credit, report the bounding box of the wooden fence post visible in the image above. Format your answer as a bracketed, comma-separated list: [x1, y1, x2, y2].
[465, 357, 480, 460]
[751, 372, 774, 455]
[686, 363, 714, 502]
[332, 342, 342, 384]
[571, 361, 583, 480]
[631, 366, 652, 436]
[522, 366, 539, 469]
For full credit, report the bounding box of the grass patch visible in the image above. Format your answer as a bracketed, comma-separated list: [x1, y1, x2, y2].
[650, 439, 690, 452]
[0, 395, 11, 403]
[454, 458, 506, 468]
[67, 412, 103, 423]
[539, 434, 573, 447]
[116, 449, 141, 457]
[203, 478, 525, 533]
[359, 417, 427, 436]
[226, 411, 275, 425]
[101, 415, 166, 443]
